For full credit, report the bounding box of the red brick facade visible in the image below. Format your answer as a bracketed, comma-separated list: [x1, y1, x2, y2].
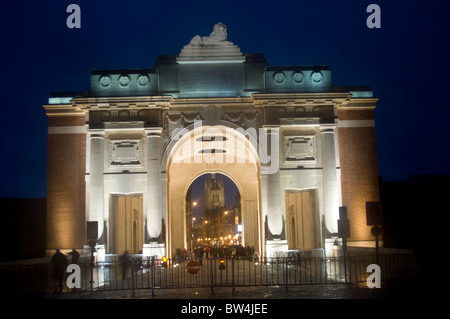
[338, 102, 380, 242]
[46, 115, 86, 251]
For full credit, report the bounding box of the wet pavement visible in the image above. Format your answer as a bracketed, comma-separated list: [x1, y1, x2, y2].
[2, 255, 425, 301]
[7, 277, 428, 318]
[2, 251, 431, 318]
[42, 277, 421, 299]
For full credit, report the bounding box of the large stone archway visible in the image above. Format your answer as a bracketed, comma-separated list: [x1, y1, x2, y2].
[43, 23, 380, 259]
[165, 124, 263, 257]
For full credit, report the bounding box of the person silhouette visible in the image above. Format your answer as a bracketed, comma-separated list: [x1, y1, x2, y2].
[67, 249, 80, 264]
[120, 251, 129, 279]
[50, 249, 68, 293]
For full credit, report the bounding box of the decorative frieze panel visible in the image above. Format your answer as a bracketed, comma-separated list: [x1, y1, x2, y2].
[220, 110, 261, 130]
[263, 105, 335, 125]
[283, 135, 317, 162]
[162, 111, 204, 143]
[108, 139, 144, 168]
[89, 109, 161, 129]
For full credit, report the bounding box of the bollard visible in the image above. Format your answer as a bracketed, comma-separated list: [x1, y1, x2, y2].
[210, 258, 214, 294]
[47, 263, 52, 296]
[232, 257, 236, 296]
[131, 259, 135, 298]
[151, 256, 155, 297]
[285, 258, 289, 292]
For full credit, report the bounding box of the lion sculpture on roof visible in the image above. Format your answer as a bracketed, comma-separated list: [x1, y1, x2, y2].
[189, 22, 233, 46]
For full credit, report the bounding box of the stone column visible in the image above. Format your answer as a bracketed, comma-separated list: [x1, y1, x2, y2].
[262, 127, 287, 257]
[260, 173, 268, 238]
[160, 172, 167, 238]
[320, 126, 340, 235]
[146, 130, 162, 241]
[88, 133, 105, 242]
[266, 168, 282, 235]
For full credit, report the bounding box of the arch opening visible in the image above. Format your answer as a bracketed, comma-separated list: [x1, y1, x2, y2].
[186, 173, 242, 252]
[165, 125, 263, 257]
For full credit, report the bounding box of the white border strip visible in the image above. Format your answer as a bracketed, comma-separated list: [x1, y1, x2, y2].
[338, 119, 375, 128]
[48, 126, 86, 134]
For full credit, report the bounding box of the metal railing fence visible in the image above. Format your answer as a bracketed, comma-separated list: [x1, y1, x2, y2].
[0, 253, 416, 296]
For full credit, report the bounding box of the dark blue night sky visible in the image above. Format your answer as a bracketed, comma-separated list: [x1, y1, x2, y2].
[1, 0, 449, 199]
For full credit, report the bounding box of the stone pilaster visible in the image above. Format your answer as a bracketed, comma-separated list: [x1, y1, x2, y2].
[87, 132, 105, 242]
[146, 129, 163, 241]
[320, 126, 340, 236]
[262, 127, 288, 256]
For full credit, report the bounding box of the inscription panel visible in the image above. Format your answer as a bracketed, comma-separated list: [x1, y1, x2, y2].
[283, 135, 317, 162]
[108, 139, 144, 168]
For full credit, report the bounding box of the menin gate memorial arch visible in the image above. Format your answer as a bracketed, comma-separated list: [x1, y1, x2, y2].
[43, 23, 380, 258]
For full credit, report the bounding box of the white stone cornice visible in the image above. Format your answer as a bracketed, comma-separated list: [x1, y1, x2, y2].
[170, 96, 254, 108]
[338, 119, 375, 128]
[42, 104, 85, 117]
[251, 92, 352, 107]
[48, 126, 87, 134]
[72, 96, 173, 109]
[338, 97, 378, 109]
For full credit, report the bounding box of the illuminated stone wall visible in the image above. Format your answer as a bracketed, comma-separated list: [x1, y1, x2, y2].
[43, 25, 380, 256]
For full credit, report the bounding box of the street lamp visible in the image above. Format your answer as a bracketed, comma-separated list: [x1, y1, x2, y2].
[189, 202, 197, 250]
[191, 217, 196, 250]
